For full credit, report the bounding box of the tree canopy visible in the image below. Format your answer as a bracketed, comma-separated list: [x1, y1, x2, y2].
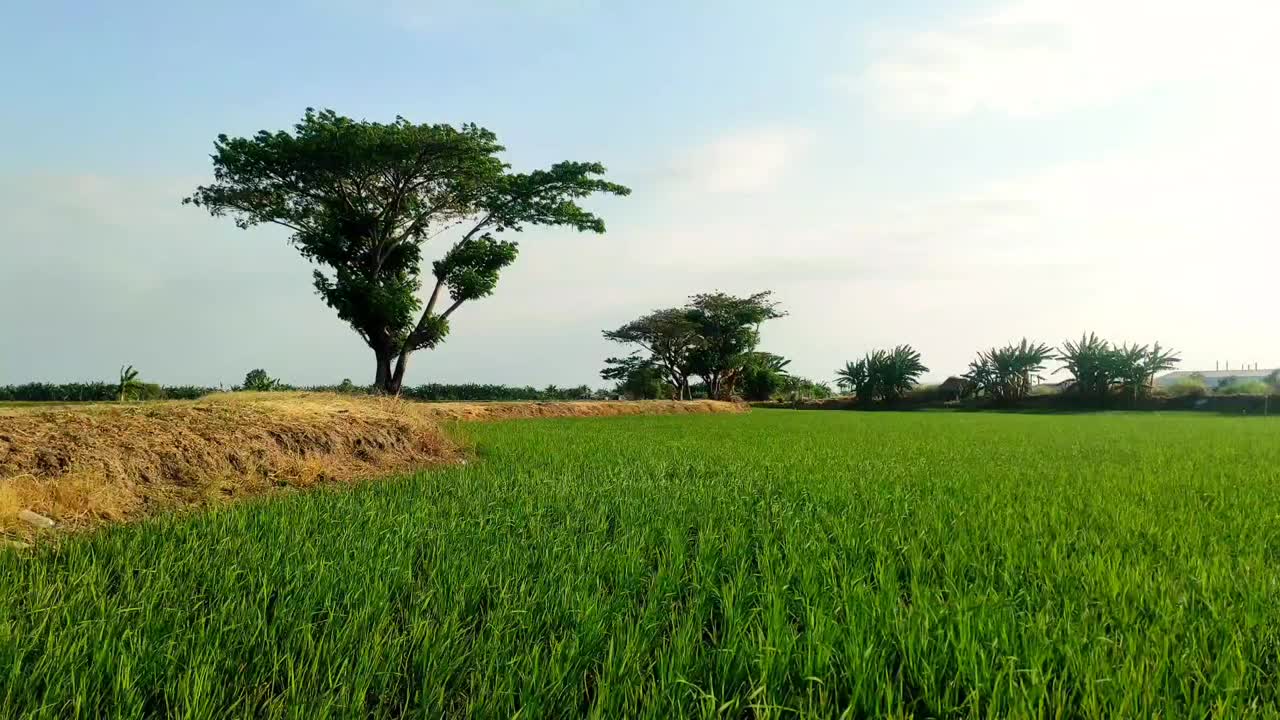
[835, 346, 929, 405]
[1056, 333, 1180, 400]
[186, 108, 630, 393]
[603, 291, 785, 400]
[964, 339, 1056, 404]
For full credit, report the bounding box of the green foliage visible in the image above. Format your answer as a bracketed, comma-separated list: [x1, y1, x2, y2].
[605, 292, 784, 400]
[6, 412, 1280, 717]
[964, 339, 1056, 403]
[1166, 375, 1209, 398]
[600, 354, 671, 400]
[0, 382, 120, 402]
[1115, 342, 1181, 399]
[603, 308, 700, 399]
[838, 346, 929, 404]
[834, 360, 868, 396]
[1057, 334, 1181, 402]
[738, 352, 792, 402]
[242, 369, 284, 392]
[186, 108, 630, 393]
[0, 381, 620, 404]
[773, 376, 833, 403]
[685, 291, 785, 399]
[1266, 369, 1280, 392]
[1215, 379, 1271, 396]
[116, 365, 143, 402]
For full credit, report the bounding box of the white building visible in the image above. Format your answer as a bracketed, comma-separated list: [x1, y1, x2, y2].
[1155, 368, 1277, 389]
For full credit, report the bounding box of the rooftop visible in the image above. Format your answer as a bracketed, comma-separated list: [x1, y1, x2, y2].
[1159, 369, 1277, 380]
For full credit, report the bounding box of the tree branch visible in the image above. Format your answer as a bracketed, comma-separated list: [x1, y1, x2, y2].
[423, 276, 446, 317]
[441, 297, 465, 320]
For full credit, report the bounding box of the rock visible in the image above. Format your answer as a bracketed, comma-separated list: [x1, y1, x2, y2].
[17, 510, 55, 529]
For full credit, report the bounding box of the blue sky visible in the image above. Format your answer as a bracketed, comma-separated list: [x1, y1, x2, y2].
[2, 0, 1277, 386]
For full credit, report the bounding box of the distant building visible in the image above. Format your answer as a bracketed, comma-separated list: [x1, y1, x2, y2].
[1156, 368, 1277, 389]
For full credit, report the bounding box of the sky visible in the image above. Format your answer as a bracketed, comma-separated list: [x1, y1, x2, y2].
[2, 0, 1277, 387]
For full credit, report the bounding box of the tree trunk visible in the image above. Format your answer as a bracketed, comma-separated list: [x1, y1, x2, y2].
[374, 346, 393, 394]
[388, 351, 410, 395]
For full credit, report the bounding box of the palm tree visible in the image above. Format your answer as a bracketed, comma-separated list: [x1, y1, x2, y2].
[964, 339, 1055, 402]
[117, 365, 143, 402]
[834, 359, 867, 395]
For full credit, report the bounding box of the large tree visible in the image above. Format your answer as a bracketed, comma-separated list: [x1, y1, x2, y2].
[186, 109, 630, 394]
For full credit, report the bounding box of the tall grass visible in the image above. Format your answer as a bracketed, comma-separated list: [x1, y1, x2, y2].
[3, 412, 1280, 718]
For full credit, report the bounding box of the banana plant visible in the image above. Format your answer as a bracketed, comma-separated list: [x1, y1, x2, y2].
[117, 365, 143, 402]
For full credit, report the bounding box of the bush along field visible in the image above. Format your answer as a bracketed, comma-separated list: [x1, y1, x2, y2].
[4, 410, 1280, 718]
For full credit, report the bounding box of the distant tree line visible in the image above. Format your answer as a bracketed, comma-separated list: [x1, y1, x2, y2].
[0, 382, 211, 403]
[825, 335, 1185, 408]
[820, 334, 1280, 409]
[596, 301, 1278, 409]
[0, 368, 616, 404]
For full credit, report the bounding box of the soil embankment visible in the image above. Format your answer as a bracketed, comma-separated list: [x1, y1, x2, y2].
[1, 393, 744, 538]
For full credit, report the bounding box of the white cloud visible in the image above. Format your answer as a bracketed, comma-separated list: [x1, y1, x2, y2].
[669, 127, 814, 194]
[857, 0, 1279, 119]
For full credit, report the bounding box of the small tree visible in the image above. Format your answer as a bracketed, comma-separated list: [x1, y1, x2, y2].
[242, 369, 283, 391]
[1115, 342, 1180, 399]
[839, 346, 929, 405]
[1056, 333, 1117, 399]
[964, 339, 1056, 404]
[187, 109, 630, 395]
[117, 365, 144, 402]
[601, 354, 670, 399]
[737, 352, 791, 402]
[873, 345, 929, 403]
[834, 359, 869, 397]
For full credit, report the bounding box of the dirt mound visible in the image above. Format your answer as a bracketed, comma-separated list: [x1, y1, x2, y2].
[417, 399, 746, 422]
[0, 394, 744, 538]
[0, 394, 456, 537]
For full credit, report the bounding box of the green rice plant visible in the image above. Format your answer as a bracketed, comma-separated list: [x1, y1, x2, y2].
[4, 411, 1280, 718]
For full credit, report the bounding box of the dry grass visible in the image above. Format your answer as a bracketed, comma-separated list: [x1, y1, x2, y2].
[0, 393, 456, 538]
[0, 393, 744, 539]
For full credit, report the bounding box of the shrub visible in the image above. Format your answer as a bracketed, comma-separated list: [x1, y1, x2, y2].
[242, 369, 284, 392]
[738, 353, 792, 402]
[773, 377, 833, 403]
[1166, 376, 1209, 398]
[1216, 379, 1271, 396]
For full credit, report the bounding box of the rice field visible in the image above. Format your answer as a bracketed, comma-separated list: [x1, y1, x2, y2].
[3, 410, 1280, 718]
